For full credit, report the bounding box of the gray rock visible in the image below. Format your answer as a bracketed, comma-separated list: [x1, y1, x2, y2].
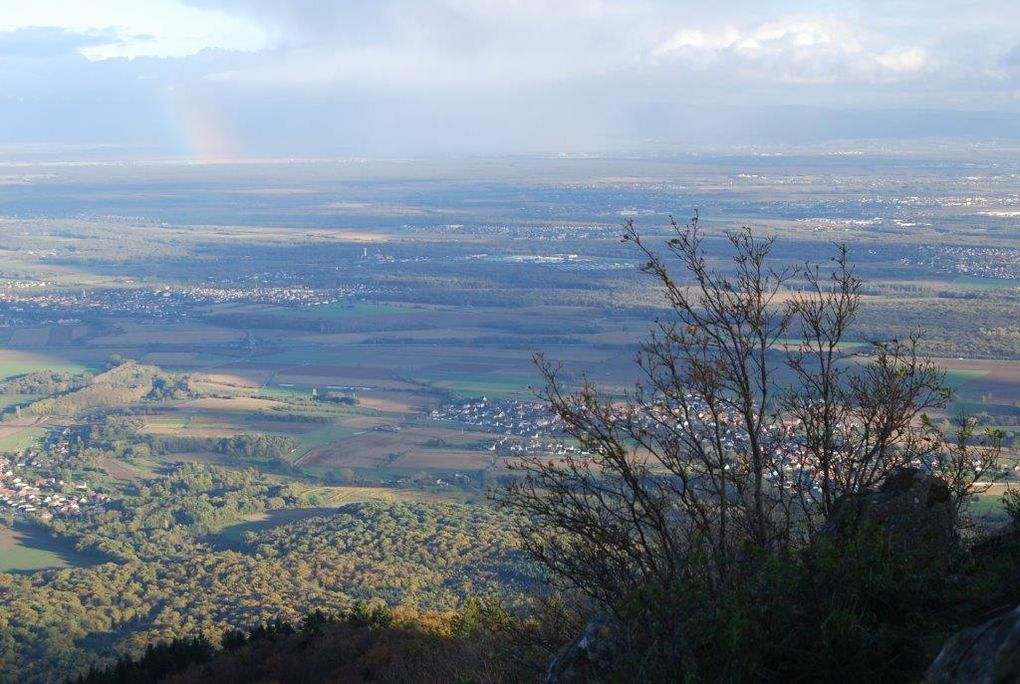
[928, 606, 1020, 684]
[545, 613, 625, 684]
[825, 467, 958, 553]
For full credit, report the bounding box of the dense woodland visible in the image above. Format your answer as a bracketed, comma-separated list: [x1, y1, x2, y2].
[0, 359, 532, 682]
[0, 497, 532, 682]
[72, 599, 576, 684]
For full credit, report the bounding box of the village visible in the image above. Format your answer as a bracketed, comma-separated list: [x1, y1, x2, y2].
[0, 452, 110, 521]
[0, 280, 374, 324]
[427, 396, 583, 457]
[423, 393, 998, 498]
[907, 244, 1020, 280]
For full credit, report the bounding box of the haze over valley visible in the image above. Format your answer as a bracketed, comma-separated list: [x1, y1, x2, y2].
[2, 2, 1020, 683]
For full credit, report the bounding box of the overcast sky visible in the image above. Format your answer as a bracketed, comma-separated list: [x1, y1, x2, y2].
[3, 0, 1020, 159]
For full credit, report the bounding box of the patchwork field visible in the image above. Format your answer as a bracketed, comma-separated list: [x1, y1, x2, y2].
[302, 424, 495, 470]
[0, 156, 1016, 495]
[939, 358, 1020, 420]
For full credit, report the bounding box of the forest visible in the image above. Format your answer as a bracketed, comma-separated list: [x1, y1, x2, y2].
[1, 494, 532, 682]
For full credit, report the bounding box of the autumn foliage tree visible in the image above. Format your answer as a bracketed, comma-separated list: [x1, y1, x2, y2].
[499, 214, 994, 620]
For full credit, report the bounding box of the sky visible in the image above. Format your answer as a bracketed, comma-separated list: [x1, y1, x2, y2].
[2, 0, 1020, 159]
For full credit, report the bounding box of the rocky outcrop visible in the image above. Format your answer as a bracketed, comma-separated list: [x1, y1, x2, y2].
[825, 467, 958, 553]
[545, 613, 625, 684]
[927, 606, 1020, 684]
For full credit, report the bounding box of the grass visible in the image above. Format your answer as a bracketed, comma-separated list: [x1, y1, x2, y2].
[952, 400, 998, 416]
[0, 393, 41, 412]
[291, 423, 363, 460]
[432, 373, 539, 398]
[944, 369, 991, 390]
[0, 425, 47, 451]
[953, 276, 1020, 291]
[208, 485, 435, 548]
[0, 524, 102, 572]
[969, 493, 1007, 519]
[0, 349, 91, 380]
[209, 507, 340, 548]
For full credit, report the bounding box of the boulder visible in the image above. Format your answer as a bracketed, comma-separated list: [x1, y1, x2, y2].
[825, 467, 958, 553]
[545, 613, 625, 684]
[927, 606, 1020, 684]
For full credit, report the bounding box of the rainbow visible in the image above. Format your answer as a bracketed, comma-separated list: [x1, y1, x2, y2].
[162, 90, 237, 162]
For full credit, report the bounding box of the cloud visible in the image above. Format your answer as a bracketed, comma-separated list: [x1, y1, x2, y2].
[1, 0, 1020, 157]
[191, 0, 655, 89]
[0, 27, 123, 57]
[0, 0, 269, 59]
[653, 15, 928, 84]
[171, 3, 946, 94]
[181, 0, 351, 38]
[875, 47, 927, 75]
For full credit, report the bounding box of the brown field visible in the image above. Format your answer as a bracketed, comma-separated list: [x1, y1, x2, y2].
[391, 450, 495, 469]
[355, 390, 428, 413]
[274, 371, 419, 391]
[9, 328, 51, 346]
[0, 416, 47, 441]
[302, 424, 491, 469]
[246, 419, 326, 433]
[179, 396, 285, 411]
[199, 367, 276, 386]
[88, 322, 245, 346]
[194, 372, 263, 388]
[139, 352, 203, 366]
[938, 358, 1020, 379]
[46, 326, 75, 346]
[100, 458, 143, 482]
[340, 416, 393, 429]
[141, 424, 240, 438]
[302, 485, 470, 505]
[294, 333, 373, 345]
[980, 483, 1015, 498]
[298, 327, 500, 344]
[938, 357, 1020, 413]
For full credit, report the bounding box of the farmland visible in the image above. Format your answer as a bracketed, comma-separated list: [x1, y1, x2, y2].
[0, 153, 1018, 681]
[0, 155, 1015, 490]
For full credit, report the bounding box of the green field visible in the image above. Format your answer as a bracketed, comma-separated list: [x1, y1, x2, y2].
[291, 423, 365, 460]
[944, 369, 991, 389]
[431, 373, 540, 398]
[0, 393, 41, 412]
[0, 350, 91, 379]
[0, 524, 103, 572]
[255, 384, 318, 399]
[953, 276, 1020, 291]
[209, 506, 341, 548]
[0, 425, 47, 451]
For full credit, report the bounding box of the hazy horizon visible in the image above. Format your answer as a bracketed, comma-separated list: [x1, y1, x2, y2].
[3, 1, 1020, 160]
